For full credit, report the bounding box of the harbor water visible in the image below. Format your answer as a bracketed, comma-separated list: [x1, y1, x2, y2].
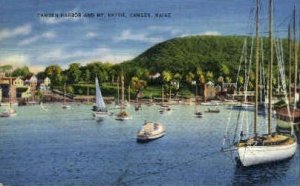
[0, 104, 299, 185]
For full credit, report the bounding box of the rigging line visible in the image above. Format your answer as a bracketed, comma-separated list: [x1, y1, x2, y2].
[236, 39, 248, 85]
[223, 105, 233, 147]
[275, 39, 294, 134]
[244, 35, 255, 101]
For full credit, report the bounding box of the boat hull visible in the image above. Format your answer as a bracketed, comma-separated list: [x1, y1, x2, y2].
[137, 131, 166, 143]
[238, 142, 297, 167]
[0, 111, 17, 117]
[62, 105, 71, 109]
[93, 111, 111, 118]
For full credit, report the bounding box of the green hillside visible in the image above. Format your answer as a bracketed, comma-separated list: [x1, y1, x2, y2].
[128, 36, 245, 78]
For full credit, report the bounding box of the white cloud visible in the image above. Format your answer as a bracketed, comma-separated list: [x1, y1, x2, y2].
[114, 29, 164, 43]
[86, 32, 98, 39]
[18, 31, 56, 46]
[180, 31, 221, 37]
[199, 31, 221, 36]
[29, 65, 45, 73]
[0, 54, 30, 66]
[37, 47, 133, 64]
[0, 24, 32, 41]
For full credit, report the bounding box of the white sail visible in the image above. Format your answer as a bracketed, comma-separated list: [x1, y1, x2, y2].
[95, 77, 106, 110]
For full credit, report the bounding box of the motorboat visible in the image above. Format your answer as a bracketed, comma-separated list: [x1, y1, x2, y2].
[137, 121, 166, 143]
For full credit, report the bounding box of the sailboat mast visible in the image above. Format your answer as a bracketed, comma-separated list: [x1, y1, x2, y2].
[64, 83, 66, 105]
[121, 75, 125, 108]
[254, 0, 260, 136]
[117, 76, 120, 105]
[195, 82, 198, 113]
[87, 86, 90, 104]
[293, 6, 298, 107]
[128, 85, 131, 103]
[288, 24, 292, 103]
[161, 85, 164, 104]
[268, 0, 273, 135]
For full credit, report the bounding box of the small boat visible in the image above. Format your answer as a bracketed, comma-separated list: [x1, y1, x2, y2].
[200, 101, 220, 106]
[159, 105, 171, 114]
[159, 86, 171, 114]
[27, 100, 38, 105]
[137, 121, 166, 143]
[115, 111, 131, 121]
[231, 102, 254, 110]
[135, 104, 142, 111]
[115, 75, 131, 121]
[205, 108, 220, 113]
[193, 81, 203, 118]
[0, 107, 17, 117]
[93, 77, 111, 119]
[62, 84, 71, 109]
[194, 111, 203, 118]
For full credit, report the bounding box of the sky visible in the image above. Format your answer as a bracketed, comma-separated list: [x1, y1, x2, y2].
[0, 0, 298, 73]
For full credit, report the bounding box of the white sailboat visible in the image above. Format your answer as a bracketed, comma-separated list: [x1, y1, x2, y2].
[223, 0, 297, 167]
[92, 77, 110, 119]
[115, 75, 131, 121]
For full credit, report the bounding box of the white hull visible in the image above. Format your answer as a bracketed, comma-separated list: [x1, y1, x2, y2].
[238, 142, 297, 167]
[0, 110, 17, 117]
[200, 102, 219, 106]
[93, 111, 110, 118]
[62, 105, 71, 109]
[137, 131, 166, 141]
[115, 116, 132, 121]
[137, 122, 166, 142]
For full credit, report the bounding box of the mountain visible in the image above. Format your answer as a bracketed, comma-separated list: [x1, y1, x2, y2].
[122, 35, 288, 84]
[130, 35, 245, 75]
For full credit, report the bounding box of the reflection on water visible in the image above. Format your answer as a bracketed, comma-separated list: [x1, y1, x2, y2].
[233, 158, 295, 185]
[0, 103, 298, 185]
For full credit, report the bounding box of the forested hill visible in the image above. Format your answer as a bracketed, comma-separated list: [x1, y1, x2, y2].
[122, 35, 288, 85]
[130, 35, 245, 76]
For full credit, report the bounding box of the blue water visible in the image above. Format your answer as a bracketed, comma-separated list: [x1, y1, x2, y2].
[0, 103, 299, 185]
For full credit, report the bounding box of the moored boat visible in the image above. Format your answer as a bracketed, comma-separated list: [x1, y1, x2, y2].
[137, 121, 166, 143]
[223, 0, 297, 167]
[93, 77, 111, 119]
[0, 108, 17, 117]
[205, 107, 220, 113]
[115, 75, 131, 121]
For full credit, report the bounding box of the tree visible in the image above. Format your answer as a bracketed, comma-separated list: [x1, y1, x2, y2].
[185, 72, 195, 84]
[130, 76, 147, 95]
[67, 63, 81, 84]
[206, 71, 214, 82]
[84, 69, 91, 82]
[11, 66, 32, 77]
[162, 70, 173, 84]
[220, 64, 230, 76]
[44, 65, 63, 86]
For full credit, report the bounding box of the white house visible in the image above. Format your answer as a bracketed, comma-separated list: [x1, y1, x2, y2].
[44, 77, 51, 87]
[13, 77, 24, 87]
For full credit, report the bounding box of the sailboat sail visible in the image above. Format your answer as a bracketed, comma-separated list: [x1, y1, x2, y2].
[95, 77, 106, 111]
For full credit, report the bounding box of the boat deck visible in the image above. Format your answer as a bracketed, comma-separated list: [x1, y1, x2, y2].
[237, 134, 296, 147]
